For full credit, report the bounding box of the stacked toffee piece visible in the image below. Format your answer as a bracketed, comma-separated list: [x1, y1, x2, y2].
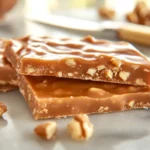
[0, 40, 17, 92]
[4, 36, 150, 120]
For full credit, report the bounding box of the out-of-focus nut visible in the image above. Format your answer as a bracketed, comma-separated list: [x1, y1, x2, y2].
[0, 102, 7, 117]
[98, 6, 115, 19]
[110, 58, 122, 67]
[134, 1, 149, 19]
[126, 12, 139, 24]
[119, 71, 130, 81]
[67, 114, 93, 141]
[65, 59, 76, 67]
[87, 68, 96, 76]
[34, 122, 57, 140]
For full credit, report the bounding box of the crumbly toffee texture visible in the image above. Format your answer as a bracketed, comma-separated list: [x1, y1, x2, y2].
[18, 75, 150, 120]
[0, 102, 7, 116]
[0, 40, 17, 86]
[5, 36, 150, 86]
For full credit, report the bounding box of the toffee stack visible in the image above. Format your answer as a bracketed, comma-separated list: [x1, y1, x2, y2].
[0, 40, 17, 92]
[4, 36, 150, 120]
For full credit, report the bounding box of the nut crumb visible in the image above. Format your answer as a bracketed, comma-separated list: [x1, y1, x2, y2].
[128, 100, 135, 107]
[97, 65, 105, 71]
[65, 59, 76, 67]
[144, 69, 150, 72]
[135, 78, 146, 85]
[58, 72, 62, 77]
[105, 69, 113, 79]
[0, 102, 7, 117]
[87, 68, 96, 76]
[88, 88, 109, 97]
[34, 122, 57, 140]
[68, 73, 73, 77]
[104, 107, 109, 110]
[26, 65, 35, 74]
[67, 114, 93, 141]
[131, 65, 139, 70]
[119, 71, 130, 81]
[110, 58, 122, 67]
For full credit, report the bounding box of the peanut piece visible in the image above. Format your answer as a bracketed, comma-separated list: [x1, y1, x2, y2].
[34, 122, 57, 140]
[65, 59, 76, 67]
[119, 71, 130, 81]
[57, 72, 62, 77]
[97, 65, 105, 71]
[128, 100, 135, 107]
[110, 58, 122, 67]
[87, 68, 96, 76]
[135, 78, 146, 86]
[68, 73, 73, 77]
[105, 69, 113, 79]
[26, 65, 35, 74]
[67, 114, 93, 141]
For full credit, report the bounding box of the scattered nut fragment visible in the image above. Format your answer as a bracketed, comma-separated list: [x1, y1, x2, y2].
[119, 71, 130, 81]
[98, 6, 116, 19]
[34, 122, 57, 140]
[0, 102, 7, 117]
[87, 68, 96, 76]
[67, 114, 93, 141]
[110, 58, 122, 67]
[65, 59, 76, 67]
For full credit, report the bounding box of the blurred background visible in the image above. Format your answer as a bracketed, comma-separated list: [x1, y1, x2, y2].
[0, 0, 149, 40]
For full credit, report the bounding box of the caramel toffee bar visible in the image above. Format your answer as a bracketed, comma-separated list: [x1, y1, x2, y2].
[0, 40, 17, 86]
[5, 36, 150, 86]
[18, 75, 150, 120]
